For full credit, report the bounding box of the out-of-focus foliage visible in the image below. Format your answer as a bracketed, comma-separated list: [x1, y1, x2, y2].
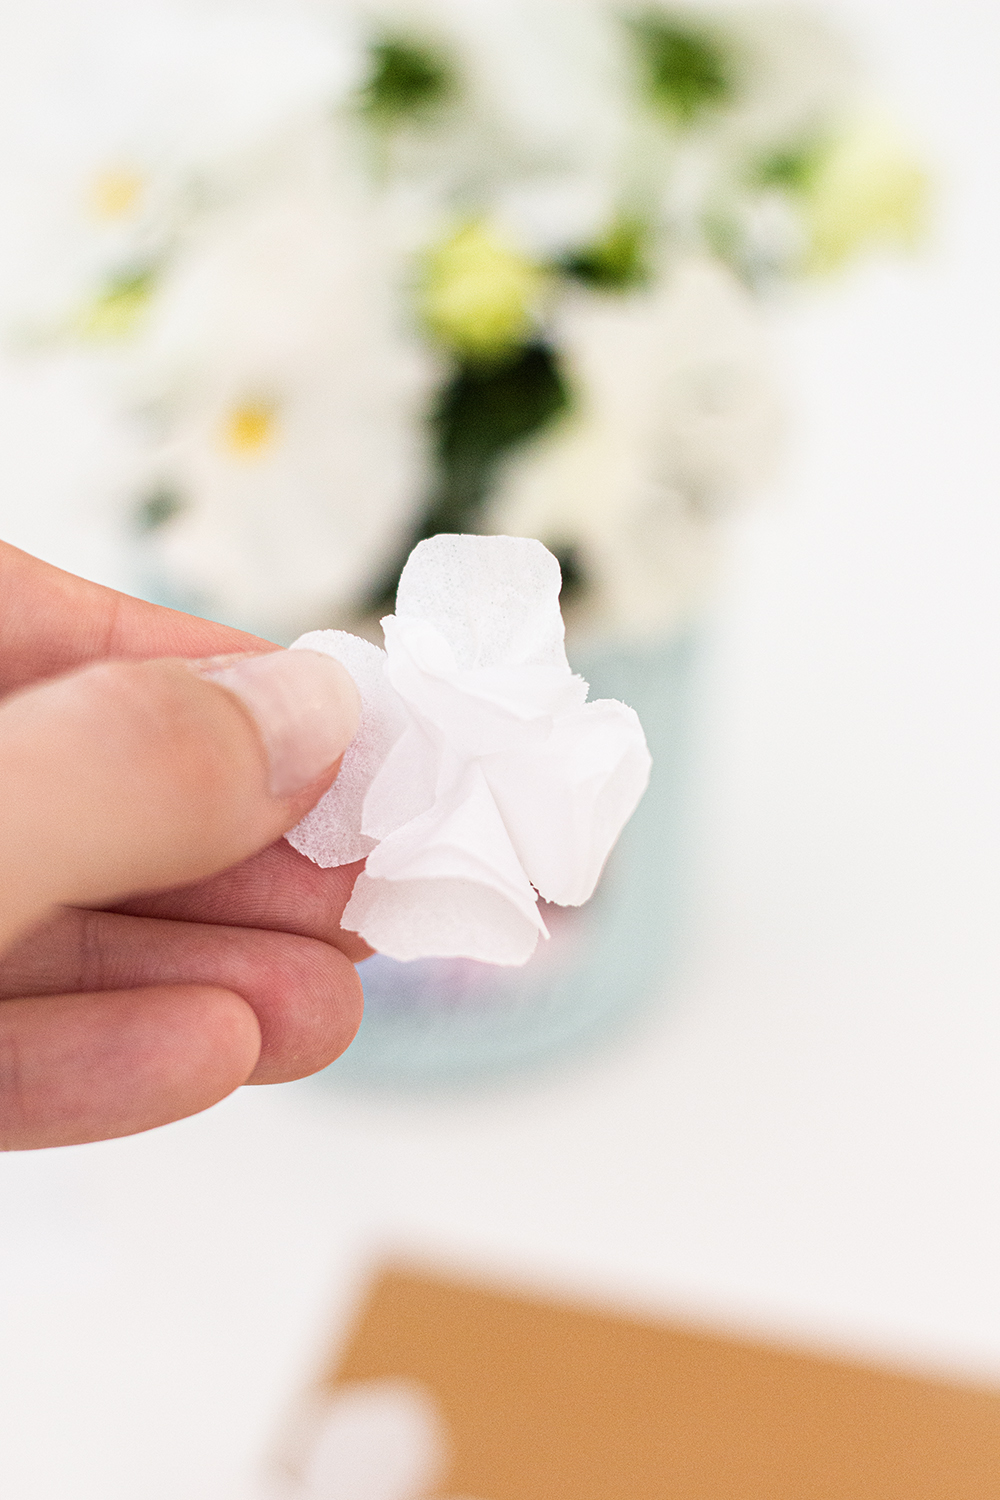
[359, 34, 456, 124]
[560, 216, 652, 291]
[800, 119, 928, 271]
[630, 13, 733, 123]
[419, 223, 548, 360]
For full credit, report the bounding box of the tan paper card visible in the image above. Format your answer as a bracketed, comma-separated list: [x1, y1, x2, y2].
[285, 1264, 1000, 1499]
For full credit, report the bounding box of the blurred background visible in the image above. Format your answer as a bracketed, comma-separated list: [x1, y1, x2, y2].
[0, 0, 999, 1495]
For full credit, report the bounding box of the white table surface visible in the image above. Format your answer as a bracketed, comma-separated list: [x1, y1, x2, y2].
[2, 2, 1000, 1496]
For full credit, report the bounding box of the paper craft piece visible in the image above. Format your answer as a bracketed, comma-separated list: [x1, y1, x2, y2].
[283, 1265, 1000, 1500]
[287, 535, 651, 965]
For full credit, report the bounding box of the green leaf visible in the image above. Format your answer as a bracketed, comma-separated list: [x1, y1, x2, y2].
[430, 343, 570, 515]
[629, 13, 731, 124]
[133, 488, 186, 534]
[753, 139, 827, 195]
[76, 266, 157, 340]
[365, 344, 571, 609]
[358, 35, 455, 124]
[560, 216, 651, 291]
[550, 543, 587, 607]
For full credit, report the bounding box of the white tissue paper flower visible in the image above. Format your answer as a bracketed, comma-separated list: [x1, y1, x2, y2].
[287, 534, 651, 966]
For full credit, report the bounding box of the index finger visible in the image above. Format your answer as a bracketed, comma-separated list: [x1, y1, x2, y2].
[0, 540, 277, 694]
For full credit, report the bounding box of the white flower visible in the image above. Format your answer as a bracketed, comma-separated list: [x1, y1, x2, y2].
[130, 124, 435, 640]
[488, 255, 785, 640]
[622, 3, 859, 155]
[0, 0, 360, 337]
[287, 535, 651, 966]
[723, 8, 859, 153]
[341, 0, 635, 259]
[0, 347, 145, 593]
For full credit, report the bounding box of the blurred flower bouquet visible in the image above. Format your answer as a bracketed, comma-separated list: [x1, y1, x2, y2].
[1, 0, 925, 646]
[0, 1, 925, 1077]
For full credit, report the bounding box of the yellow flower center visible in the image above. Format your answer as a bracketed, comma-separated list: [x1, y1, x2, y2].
[223, 402, 277, 457]
[90, 169, 144, 220]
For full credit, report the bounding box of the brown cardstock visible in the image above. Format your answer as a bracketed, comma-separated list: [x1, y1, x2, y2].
[303, 1264, 1000, 1499]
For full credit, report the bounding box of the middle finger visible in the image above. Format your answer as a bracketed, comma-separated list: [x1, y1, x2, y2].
[111, 839, 373, 964]
[0, 906, 363, 1084]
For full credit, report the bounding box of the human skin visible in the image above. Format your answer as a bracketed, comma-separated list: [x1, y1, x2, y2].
[0, 540, 373, 1151]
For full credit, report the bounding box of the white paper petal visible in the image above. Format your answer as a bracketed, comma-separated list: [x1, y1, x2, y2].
[342, 763, 547, 965]
[284, 536, 651, 965]
[365, 763, 543, 915]
[344, 872, 544, 967]
[360, 721, 442, 842]
[285, 629, 408, 867]
[483, 699, 652, 906]
[395, 533, 570, 669]
[383, 615, 586, 758]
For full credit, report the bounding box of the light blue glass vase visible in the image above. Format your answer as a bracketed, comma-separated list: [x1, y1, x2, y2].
[321, 631, 699, 1087]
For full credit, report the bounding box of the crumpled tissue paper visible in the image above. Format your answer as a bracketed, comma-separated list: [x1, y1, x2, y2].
[287, 534, 651, 965]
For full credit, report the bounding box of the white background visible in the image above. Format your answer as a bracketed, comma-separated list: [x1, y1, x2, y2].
[2, 1, 1000, 1496]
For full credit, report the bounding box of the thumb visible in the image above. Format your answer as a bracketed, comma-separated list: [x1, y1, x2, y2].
[0, 650, 359, 945]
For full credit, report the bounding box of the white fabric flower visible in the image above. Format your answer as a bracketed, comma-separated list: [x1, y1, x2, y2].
[287, 535, 651, 966]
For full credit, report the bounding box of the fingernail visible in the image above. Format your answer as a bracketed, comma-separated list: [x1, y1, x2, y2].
[197, 651, 361, 798]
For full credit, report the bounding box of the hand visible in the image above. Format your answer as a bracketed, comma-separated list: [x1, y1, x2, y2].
[0, 541, 372, 1151]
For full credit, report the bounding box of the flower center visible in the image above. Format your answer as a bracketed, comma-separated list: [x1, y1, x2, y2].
[223, 402, 277, 456]
[90, 169, 144, 220]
